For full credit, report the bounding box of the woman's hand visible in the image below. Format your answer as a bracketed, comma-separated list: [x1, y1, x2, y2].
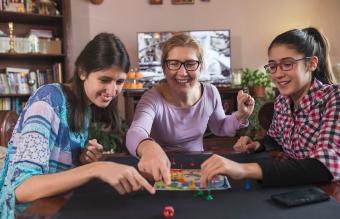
[80, 139, 104, 164]
[137, 140, 171, 185]
[200, 154, 247, 187]
[235, 90, 255, 123]
[233, 136, 261, 153]
[200, 154, 263, 187]
[95, 162, 155, 195]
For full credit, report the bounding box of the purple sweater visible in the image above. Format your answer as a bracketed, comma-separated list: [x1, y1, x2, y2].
[126, 83, 248, 157]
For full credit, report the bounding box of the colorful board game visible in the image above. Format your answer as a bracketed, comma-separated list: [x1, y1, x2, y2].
[154, 169, 231, 191]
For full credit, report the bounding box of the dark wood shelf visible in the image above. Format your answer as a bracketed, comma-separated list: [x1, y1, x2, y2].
[0, 93, 31, 97]
[0, 53, 65, 59]
[0, 11, 63, 25]
[0, 0, 71, 112]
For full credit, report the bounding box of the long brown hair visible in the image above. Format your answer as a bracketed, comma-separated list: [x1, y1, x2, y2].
[63, 33, 130, 132]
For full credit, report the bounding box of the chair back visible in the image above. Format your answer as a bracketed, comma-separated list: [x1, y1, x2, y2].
[258, 102, 274, 131]
[0, 111, 18, 147]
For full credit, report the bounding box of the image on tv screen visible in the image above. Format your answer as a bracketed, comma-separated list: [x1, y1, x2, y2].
[137, 30, 231, 82]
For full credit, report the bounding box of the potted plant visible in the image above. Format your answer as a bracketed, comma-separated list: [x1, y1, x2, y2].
[241, 68, 271, 98]
[239, 68, 274, 139]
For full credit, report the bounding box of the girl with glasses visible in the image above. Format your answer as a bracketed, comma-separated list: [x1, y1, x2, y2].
[0, 33, 155, 219]
[200, 27, 339, 187]
[126, 34, 254, 184]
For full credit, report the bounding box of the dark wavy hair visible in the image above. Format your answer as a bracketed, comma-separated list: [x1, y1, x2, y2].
[63, 33, 130, 132]
[268, 27, 336, 84]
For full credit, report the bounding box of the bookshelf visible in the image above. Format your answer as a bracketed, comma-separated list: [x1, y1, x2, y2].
[0, 0, 71, 113]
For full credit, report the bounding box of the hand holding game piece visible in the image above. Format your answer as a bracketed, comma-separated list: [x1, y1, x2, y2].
[163, 206, 174, 218]
[200, 154, 246, 188]
[235, 90, 255, 123]
[233, 136, 261, 153]
[79, 139, 104, 164]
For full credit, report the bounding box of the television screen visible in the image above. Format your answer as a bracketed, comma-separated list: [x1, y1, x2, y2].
[137, 30, 231, 82]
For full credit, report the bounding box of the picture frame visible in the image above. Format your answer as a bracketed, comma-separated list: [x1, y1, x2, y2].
[149, 0, 163, 5]
[172, 0, 195, 5]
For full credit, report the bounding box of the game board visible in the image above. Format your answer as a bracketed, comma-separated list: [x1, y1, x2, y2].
[154, 169, 231, 191]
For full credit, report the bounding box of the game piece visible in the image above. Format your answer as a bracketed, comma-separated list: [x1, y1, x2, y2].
[171, 157, 176, 167]
[189, 159, 195, 168]
[194, 190, 204, 198]
[163, 206, 174, 218]
[206, 190, 213, 201]
[189, 179, 196, 189]
[245, 179, 251, 190]
[223, 177, 229, 189]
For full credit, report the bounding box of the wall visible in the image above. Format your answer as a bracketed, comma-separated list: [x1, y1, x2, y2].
[69, 0, 340, 117]
[70, 0, 340, 71]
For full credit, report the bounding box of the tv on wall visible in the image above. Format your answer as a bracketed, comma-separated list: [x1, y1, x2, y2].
[137, 30, 231, 82]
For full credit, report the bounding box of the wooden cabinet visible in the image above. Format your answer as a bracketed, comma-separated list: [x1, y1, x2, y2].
[0, 0, 71, 113]
[123, 85, 242, 149]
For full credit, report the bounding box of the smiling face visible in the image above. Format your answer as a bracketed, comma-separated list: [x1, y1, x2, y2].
[80, 66, 127, 108]
[268, 45, 318, 104]
[164, 46, 201, 94]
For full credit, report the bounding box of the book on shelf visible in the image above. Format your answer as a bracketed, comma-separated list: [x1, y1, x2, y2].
[0, 37, 10, 53]
[35, 69, 54, 87]
[53, 62, 63, 83]
[5, 67, 30, 94]
[0, 97, 26, 114]
[1, 63, 63, 95]
[1, 0, 59, 15]
[30, 29, 53, 39]
[0, 73, 10, 94]
[0, 98, 11, 111]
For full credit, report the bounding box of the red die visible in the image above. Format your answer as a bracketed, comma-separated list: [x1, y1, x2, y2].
[163, 206, 175, 218]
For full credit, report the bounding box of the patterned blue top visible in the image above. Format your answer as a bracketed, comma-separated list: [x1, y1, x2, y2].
[0, 84, 89, 219]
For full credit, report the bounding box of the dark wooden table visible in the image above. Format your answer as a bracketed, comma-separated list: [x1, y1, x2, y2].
[22, 149, 340, 218]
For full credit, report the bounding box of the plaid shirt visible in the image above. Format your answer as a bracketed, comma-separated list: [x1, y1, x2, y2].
[268, 79, 340, 180]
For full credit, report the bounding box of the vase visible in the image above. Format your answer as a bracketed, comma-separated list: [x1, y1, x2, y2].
[249, 86, 266, 98]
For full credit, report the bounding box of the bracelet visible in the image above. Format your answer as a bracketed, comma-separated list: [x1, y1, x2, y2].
[136, 138, 155, 158]
[138, 137, 155, 145]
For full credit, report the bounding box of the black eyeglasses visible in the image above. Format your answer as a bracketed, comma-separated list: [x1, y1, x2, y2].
[264, 57, 311, 74]
[165, 60, 201, 71]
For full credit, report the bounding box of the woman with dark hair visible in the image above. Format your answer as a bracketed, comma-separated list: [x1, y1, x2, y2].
[200, 27, 339, 187]
[0, 33, 154, 219]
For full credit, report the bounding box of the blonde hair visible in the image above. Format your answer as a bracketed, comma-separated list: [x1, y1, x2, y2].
[161, 33, 204, 71]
